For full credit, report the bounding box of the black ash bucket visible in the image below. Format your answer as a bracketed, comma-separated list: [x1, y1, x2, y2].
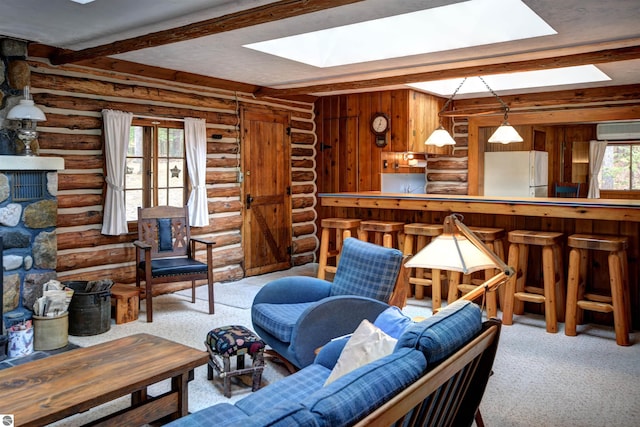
[64, 281, 111, 336]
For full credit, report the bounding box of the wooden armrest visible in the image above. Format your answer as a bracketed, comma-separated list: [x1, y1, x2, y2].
[133, 240, 152, 250]
[190, 237, 216, 246]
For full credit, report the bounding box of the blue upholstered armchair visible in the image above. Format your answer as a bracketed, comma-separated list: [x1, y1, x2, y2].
[251, 237, 405, 370]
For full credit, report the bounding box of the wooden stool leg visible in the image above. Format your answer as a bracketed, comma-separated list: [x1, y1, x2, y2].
[494, 240, 506, 309]
[618, 249, 632, 330]
[431, 269, 442, 310]
[357, 228, 367, 242]
[514, 243, 528, 315]
[552, 243, 566, 322]
[223, 356, 231, 398]
[252, 351, 264, 392]
[317, 227, 330, 280]
[383, 232, 392, 248]
[502, 242, 519, 326]
[565, 248, 581, 337]
[485, 267, 498, 319]
[542, 245, 558, 333]
[609, 252, 630, 346]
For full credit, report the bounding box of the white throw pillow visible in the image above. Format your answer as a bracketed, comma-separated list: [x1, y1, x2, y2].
[324, 319, 397, 386]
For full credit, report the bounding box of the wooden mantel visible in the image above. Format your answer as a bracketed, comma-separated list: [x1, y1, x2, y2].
[320, 192, 640, 222]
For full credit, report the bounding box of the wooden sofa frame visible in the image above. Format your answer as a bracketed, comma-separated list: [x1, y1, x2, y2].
[356, 319, 501, 427]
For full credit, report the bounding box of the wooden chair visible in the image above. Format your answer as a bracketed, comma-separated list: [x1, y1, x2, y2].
[134, 206, 215, 322]
[554, 182, 581, 198]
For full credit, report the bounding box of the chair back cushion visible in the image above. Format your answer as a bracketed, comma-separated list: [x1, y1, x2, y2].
[396, 299, 481, 364]
[329, 238, 403, 302]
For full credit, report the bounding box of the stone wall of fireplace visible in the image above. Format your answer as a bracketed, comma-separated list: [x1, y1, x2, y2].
[1, 163, 63, 318]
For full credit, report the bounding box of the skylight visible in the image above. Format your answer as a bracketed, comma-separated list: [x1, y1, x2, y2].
[243, 0, 556, 68]
[408, 65, 612, 96]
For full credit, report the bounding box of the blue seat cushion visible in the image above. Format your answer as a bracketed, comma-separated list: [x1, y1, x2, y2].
[396, 299, 482, 364]
[165, 403, 248, 427]
[251, 302, 315, 343]
[302, 348, 426, 427]
[237, 363, 330, 416]
[329, 238, 403, 302]
[139, 257, 208, 277]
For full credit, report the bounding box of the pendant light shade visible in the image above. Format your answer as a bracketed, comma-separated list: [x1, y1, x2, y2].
[424, 126, 456, 147]
[488, 121, 523, 144]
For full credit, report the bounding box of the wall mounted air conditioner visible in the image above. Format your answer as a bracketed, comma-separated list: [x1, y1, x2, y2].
[596, 121, 640, 140]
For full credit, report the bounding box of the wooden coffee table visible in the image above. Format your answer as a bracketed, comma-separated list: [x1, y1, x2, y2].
[0, 333, 209, 426]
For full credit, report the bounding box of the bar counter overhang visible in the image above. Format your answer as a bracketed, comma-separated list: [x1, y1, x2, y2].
[319, 192, 640, 222]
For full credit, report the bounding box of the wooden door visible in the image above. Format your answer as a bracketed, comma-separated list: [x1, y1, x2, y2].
[242, 107, 292, 276]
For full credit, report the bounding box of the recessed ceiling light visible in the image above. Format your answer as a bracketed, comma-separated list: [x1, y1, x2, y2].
[70, 0, 95, 4]
[408, 65, 612, 96]
[244, 0, 556, 68]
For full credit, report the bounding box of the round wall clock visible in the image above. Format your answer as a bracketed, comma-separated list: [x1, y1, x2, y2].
[371, 112, 390, 147]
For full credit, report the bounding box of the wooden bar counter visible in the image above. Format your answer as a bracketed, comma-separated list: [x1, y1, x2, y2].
[319, 192, 640, 328]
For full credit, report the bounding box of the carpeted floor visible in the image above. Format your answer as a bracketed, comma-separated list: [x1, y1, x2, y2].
[38, 264, 639, 426]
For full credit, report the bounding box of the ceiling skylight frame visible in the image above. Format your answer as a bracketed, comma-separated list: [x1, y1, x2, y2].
[243, 0, 557, 68]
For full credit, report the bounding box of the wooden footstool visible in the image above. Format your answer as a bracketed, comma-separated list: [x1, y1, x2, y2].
[206, 325, 266, 398]
[110, 284, 139, 324]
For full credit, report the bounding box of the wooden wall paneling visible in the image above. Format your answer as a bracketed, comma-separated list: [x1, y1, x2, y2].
[29, 56, 317, 288]
[358, 93, 374, 191]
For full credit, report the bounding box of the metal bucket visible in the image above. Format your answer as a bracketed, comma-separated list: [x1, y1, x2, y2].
[64, 281, 111, 336]
[33, 312, 69, 350]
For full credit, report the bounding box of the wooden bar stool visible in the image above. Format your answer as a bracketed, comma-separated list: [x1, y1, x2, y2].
[449, 227, 505, 319]
[317, 218, 361, 280]
[502, 230, 565, 333]
[565, 234, 631, 346]
[402, 223, 444, 308]
[358, 220, 405, 249]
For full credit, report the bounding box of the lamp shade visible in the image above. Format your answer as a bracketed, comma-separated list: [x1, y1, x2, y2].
[488, 122, 523, 144]
[7, 100, 47, 121]
[425, 126, 456, 147]
[405, 234, 497, 274]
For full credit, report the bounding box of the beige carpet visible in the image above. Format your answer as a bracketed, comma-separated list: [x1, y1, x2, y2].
[50, 264, 639, 426]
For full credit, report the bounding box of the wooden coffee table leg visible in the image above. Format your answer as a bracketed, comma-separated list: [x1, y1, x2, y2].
[172, 370, 192, 419]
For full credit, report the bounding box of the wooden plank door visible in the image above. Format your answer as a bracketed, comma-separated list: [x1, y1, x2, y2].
[242, 107, 292, 276]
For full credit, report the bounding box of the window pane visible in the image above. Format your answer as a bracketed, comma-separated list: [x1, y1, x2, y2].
[169, 188, 184, 207]
[600, 145, 631, 190]
[157, 158, 168, 187]
[169, 159, 184, 187]
[158, 128, 168, 157]
[125, 190, 143, 221]
[125, 160, 143, 190]
[633, 145, 640, 190]
[129, 127, 144, 156]
[169, 129, 184, 157]
[158, 188, 168, 206]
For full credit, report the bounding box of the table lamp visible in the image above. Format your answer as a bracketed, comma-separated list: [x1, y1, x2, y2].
[405, 214, 515, 305]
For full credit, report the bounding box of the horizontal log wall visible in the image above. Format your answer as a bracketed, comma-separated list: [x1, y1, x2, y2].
[28, 58, 317, 289]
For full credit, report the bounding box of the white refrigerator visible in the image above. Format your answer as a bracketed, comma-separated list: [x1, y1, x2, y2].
[484, 151, 549, 197]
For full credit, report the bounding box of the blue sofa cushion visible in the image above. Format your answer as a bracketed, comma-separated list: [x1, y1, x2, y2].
[236, 363, 331, 416]
[302, 347, 426, 427]
[374, 305, 414, 338]
[251, 302, 314, 343]
[329, 238, 403, 302]
[396, 299, 482, 364]
[247, 403, 320, 427]
[165, 403, 248, 427]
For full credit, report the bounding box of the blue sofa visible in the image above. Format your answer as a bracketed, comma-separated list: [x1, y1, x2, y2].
[167, 300, 502, 427]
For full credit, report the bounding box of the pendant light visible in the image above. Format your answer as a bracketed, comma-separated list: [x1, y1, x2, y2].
[479, 76, 523, 144]
[425, 78, 467, 147]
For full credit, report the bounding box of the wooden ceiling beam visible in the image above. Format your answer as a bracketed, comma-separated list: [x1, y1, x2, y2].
[50, 0, 365, 65]
[255, 44, 640, 97]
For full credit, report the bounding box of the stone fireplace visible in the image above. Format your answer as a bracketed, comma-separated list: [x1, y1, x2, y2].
[1, 156, 64, 327]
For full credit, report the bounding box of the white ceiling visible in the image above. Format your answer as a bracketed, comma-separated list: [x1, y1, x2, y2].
[1, 0, 639, 97]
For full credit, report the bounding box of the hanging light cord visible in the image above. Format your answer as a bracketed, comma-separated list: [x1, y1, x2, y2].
[478, 76, 510, 121]
[438, 77, 468, 119]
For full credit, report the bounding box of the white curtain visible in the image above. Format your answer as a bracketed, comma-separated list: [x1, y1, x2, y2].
[101, 109, 132, 235]
[587, 139, 608, 199]
[185, 117, 209, 227]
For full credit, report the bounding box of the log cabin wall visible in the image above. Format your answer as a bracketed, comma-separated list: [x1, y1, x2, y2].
[25, 56, 317, 290]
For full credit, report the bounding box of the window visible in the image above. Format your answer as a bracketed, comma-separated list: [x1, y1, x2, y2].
[124, 121, 187, 221]
[598, 143, 640, 191]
